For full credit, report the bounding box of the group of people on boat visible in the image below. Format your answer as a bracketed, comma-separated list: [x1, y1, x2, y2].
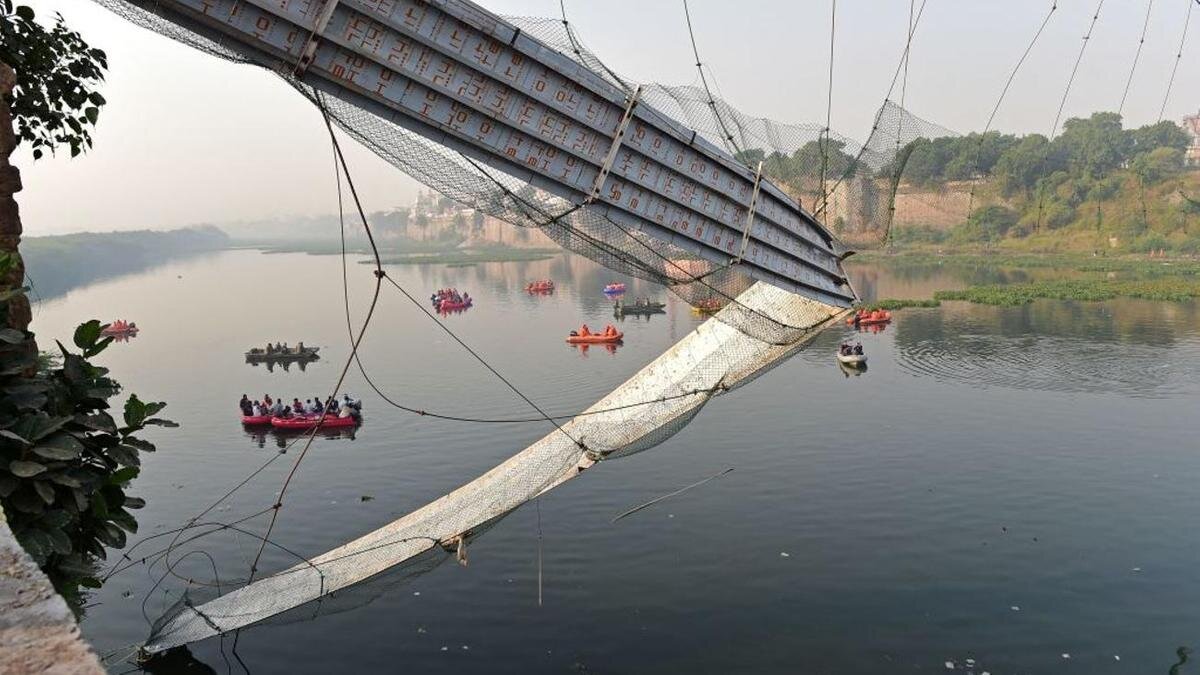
[839, 342, 864, 357]
[526, 279, 555, 293]
[260, 341, 306, 355]
[570, 324, 620, 338]
[620, 297, 656, 307]
[431, 288, 471, 309]
[849, 308, 892, 326]
[240, 393, 361, 419]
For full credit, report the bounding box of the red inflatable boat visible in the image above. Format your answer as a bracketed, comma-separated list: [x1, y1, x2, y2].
[241, 415, 273, 426]
[438, 299, 473, 311]
[847, 310, 893, 326]
[270, 414, 359, 430]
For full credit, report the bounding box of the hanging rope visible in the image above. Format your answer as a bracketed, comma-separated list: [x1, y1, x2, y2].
[1158, 0, 1198, 122]
[965, 1, 1059, 224]
[819, 0, 838, 218]
[816, 0, 929, 221]
[245, 93, 388, 583]
[1051, 0, 1106, 139]
[682, 0, 744, 157]
[1120, 0, 1155, 116]
[1039, 0, 1106, 234]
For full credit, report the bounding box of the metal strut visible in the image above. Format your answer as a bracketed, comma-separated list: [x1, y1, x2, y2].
[293, 0, 341, 77]
[585, 85, 642, 205]
[735, 161, 765, 264]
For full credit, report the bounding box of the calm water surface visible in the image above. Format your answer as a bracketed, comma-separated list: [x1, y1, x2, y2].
[27, 250, 1200, 674]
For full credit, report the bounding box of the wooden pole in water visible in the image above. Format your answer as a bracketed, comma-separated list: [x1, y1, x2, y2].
[0, 62, 36, 356]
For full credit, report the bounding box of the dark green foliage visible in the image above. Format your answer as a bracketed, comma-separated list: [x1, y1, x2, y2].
[953, 205, 1019, 242]
[0, 277, 171, 598]
[1131, 147, 1185, 184]
[0, 1, 107, 159]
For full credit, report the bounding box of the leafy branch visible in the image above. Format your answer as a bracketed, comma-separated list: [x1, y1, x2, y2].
[0, 0, 107, 159]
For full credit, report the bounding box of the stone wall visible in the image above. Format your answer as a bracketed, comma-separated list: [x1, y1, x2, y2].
[0, 506, 103, 675]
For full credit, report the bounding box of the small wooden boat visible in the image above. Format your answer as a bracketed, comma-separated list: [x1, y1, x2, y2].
[614, 301, 666, 316]
[270, 414, 359, 430]
[241, 414, 274, 426]
[836, 352, 868, 366]
[245, 346, 320, 362]
[567, 331, 623, 344]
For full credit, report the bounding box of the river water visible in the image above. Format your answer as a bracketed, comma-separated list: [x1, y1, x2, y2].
[26, 250, 1200, 674]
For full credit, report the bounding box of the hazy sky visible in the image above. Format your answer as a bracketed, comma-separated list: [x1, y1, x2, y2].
[15, 0, 1200, 235]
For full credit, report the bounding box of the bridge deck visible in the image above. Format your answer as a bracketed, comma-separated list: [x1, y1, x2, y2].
[125, 0, 855, 306]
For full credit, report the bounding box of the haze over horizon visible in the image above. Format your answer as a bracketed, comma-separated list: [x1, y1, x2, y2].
[15, 0, 1200, 235]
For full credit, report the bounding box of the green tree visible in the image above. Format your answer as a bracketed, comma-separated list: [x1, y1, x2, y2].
[1054, 112, 1129, 178]
[1126, 120, 1191, 156]
[993, 134, 1063, 195]
[1131, 147, 1185, 184]
[1, 2, 107, 159]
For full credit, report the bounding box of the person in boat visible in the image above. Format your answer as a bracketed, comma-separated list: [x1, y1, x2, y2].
[579, 324, 592, 337]
[270, 399, 285, 416]
[326, 396, 340, 414]
[240, 395, 252, 416]
[342, 394, 361, 411]
[293, 398, 304, 415]
[263, 394, 272, 407]
[853, 343, 863, 356]
[251, 401, 263, 417]
[297, 341, 305, 354]
[278, 405, 292, 419]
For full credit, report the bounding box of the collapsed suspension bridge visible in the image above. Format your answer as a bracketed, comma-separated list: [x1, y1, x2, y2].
[86, 0, 927, 655]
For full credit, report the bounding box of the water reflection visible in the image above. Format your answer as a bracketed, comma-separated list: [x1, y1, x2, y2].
[243, 425, 359, 449]
[889, 300, 1200, 398]
[568, 342, 622, 357]
[246, 358, 317, 373]
[837, 361, 868, 377]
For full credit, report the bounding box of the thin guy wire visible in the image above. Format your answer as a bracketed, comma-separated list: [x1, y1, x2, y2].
[1158, 0, 1199, 122]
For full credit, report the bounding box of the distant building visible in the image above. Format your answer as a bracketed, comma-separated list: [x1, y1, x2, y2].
[1184, 112, 1200, 166]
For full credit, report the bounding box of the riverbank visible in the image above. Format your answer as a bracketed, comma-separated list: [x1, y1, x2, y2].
[22, 226, 229, 301]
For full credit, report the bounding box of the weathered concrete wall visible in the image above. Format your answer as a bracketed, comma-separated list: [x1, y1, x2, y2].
[0, 506, 103, 675]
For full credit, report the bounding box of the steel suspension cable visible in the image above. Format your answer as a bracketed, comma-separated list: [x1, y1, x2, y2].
[682, 0, 744, 158]
[1158, 0, 1199, 122]
[1120, 0, 1155, 116]
[966, 1, 1059, 223]
[820, 0, 837, 218]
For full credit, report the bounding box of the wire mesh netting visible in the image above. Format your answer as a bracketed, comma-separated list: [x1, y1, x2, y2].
[83, 0, 966, 653]
[93, 0, 966, 344]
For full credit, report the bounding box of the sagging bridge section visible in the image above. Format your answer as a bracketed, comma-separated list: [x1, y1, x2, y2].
[124, 0, 855, 306]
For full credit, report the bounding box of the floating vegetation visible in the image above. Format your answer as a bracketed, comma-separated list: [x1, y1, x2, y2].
[856, 298, 941, 311]
[934, 277, 1200, 306]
